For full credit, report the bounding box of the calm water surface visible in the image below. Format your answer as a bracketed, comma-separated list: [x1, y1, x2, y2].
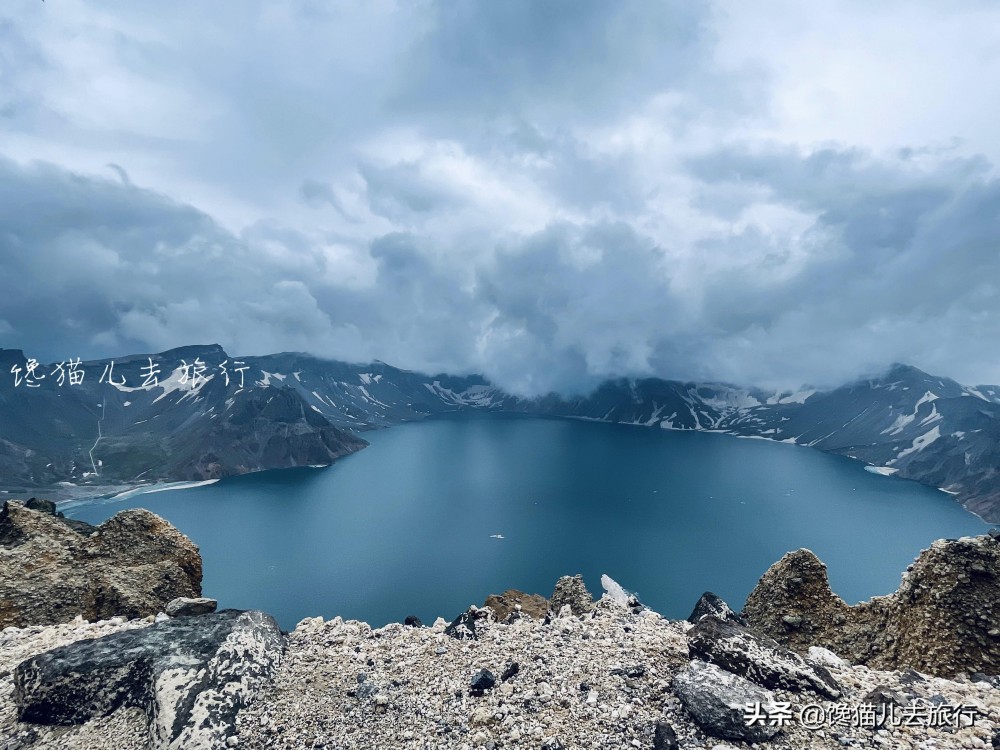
[66, 414, 988, 629]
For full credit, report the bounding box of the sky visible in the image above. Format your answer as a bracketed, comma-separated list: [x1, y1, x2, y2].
[2, 0, 1000, 396]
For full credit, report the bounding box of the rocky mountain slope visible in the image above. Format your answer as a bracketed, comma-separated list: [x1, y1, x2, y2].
[0, 525, 997, 750]
[3, 345, 1000, 520]
[0, 346, 367, 493]
[743, 532, 1000, 679]
[0, 500, 201, 628]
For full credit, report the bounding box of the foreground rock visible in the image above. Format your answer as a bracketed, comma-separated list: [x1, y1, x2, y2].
[2, 573, 998, 750]
[14, 610, 283, 749]
[672, 659, 782, 742]
[743, 534, 1000, 678]
[234, 587, 999, 750]
[164, 597, 218, 618]
[688, 615, 842, 699]
[0, 501, 202, 628]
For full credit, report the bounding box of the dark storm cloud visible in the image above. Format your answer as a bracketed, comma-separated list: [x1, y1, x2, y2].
[394, 0, 712, 121]
[3, 1, 1000, 392]
[0, 157, 486, 375]
[476, 221, 685, 394]
[684, 146, 1000, 386]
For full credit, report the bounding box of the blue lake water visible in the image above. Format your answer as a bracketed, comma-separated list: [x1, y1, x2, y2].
[65, 413, 989, 630]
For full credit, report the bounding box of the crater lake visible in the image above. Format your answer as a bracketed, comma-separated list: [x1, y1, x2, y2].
[65, 413, 989, 630]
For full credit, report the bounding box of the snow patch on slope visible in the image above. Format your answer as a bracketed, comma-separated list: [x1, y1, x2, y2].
[696, 388, 761, 410]
[766, 389, 817, 405]
[257, 370, 286, 387]
[424, 381, 499, 407]
[152, 366, 212, 403]
[891, 426, 942, 463]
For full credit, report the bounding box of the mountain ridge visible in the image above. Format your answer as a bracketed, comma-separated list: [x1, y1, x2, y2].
[2, 346, 999, 521]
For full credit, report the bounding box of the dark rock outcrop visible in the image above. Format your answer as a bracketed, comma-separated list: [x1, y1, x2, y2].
[484, 589, 549, 621]
[445, 606, 493, 640]
[0, 501, 202, 628]
[549, 575, 594, 616]
[687, 591, 747, 625]
[469, 668, 496, 696]
[14, 609, 283, 749]
[672, 660, 781, 742]
[500, 661, 519, 682]
[688, 615, 842, 699]
[652, 720, 679, 750]
[742, 535, 1000, 678]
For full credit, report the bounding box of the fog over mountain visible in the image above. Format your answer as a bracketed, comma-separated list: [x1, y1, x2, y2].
[2, 1, 1000, 396]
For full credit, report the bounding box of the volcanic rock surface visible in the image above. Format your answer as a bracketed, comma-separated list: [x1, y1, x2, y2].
[0, 501, 202, 629]
[742, 534, 1000, 678]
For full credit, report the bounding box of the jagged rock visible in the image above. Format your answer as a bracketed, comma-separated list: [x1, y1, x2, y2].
[500, 661, 519, 682]
[0, 501, 202, 628]
[14, 609, 284, 749]
[404, 615, 423, 627]
[687, 592, 747, 625]
[469, 668, 496, 696]
[672, 660, 781, 742]
[742, 536, 1000, 678]
[549, 575, 594, 616]
[20, 497, 97, 535]
[164, 597, 217, 617]
[444, 606, 493, 640]
[600, 574, 644, 612]
[688, 615, 841, 699]
[600, 574, 629, 606]
[652, 720, 679, 750]
[23, 498, 57, 515]
[483, 589, 549, 621]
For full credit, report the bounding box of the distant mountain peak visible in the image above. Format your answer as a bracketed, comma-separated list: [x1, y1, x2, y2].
[155, 344, 230, 361]
[882, 362, 928, 379]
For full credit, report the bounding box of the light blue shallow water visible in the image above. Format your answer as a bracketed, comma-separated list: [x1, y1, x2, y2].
[66, 413, 988, 630]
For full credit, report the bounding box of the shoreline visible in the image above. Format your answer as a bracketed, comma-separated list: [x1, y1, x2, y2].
[2, 479, 222, 514]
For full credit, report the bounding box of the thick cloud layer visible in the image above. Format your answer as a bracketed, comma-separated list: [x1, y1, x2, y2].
[2, 0, 999, 394]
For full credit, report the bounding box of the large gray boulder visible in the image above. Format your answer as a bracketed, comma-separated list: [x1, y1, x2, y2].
[688, 615, 842, 699]
[14, 609, 284, 749]
[672, 660, 781, 742]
